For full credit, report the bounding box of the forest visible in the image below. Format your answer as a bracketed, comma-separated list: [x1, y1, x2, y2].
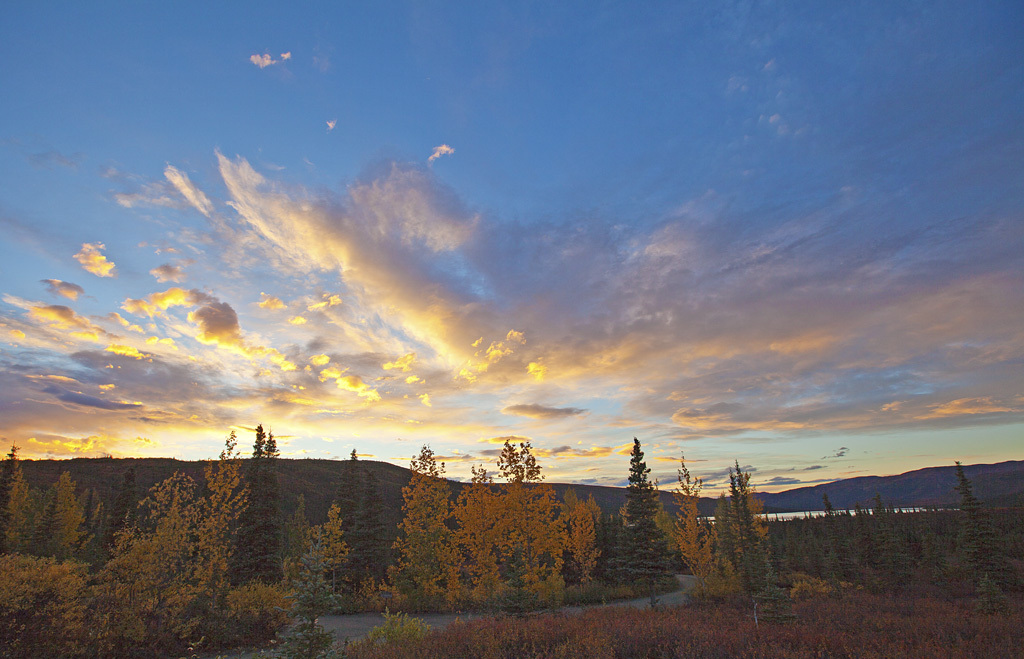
[0, 428, 1021, 658]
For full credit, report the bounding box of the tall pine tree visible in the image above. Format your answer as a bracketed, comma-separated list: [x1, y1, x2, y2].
[231, 424, 283, 584]
[623, 438, 670, 606]
[0, 444, 18, 554]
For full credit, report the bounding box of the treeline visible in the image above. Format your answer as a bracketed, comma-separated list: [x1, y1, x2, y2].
[0, 428, 1019, 658]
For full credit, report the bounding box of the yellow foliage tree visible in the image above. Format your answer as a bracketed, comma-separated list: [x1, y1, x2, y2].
[53, 472, 87, 560]
[4, 463, 32, 554]
[454, 465, 502, 599]
[495, 440, 566, 597]
[319, 503, 349, 591]
[391, 445, 460, 605]
[562, 489, 600, 584]
[673, 455, 716, 593]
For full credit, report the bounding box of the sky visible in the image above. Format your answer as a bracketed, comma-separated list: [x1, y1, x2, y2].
[1, 1, 1021, 493]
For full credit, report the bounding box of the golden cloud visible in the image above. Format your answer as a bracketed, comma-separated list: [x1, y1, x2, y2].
[259, 293, 285, 310]
[337, 374, 381, 402]
[383, 352, 416, 372]
[104, 344, 151, 360]
[307, 294, 342, 311]
[74, 243, 116, 277]
[122, 287, 204, 317]
[28, 304, 104, 337]
[288, 315, 308, 325]
[310, 354, 330, 366]
[164, 165, 214, 217]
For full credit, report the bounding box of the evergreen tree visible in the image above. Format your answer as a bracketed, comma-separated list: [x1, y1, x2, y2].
[727, 461, 769, 593]
[104, 466, 138, 551]
[0, 444, 18, 554]
[232, 424, 283, 584]
[623, 438, 671, 605]
[347, 468, 389, 585]
[954, 461, 1013, 589]
[673, 454, 716, 593]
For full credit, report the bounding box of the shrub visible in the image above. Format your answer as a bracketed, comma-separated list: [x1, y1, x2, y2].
[0, 554, 90, 659]
[225, 581, 291, 644]
[788, 573, 834, 600]
[359, 609, 431, 647]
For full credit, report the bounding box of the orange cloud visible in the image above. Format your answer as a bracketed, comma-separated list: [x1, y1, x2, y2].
[916, 397, 1014, 419]
[383, 352, 416, 372]
[122, 287, 204, 317]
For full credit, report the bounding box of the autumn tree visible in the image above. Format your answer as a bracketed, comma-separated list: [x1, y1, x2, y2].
[391, 445, 459, 606]
[562, 488, 600, 585]
[232, 424, 282, 584]
[673, 454, 716, 593]
[319, 503, 350, 591]
[3, 456, 31, 554]
[495, 439, 566, 601]
[51, 472, 87, 560]
[453, 465, 502, 599]
[623, 438, 671, 605]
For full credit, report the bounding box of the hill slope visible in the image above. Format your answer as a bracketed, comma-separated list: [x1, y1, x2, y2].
[16, 457, 1024, 527]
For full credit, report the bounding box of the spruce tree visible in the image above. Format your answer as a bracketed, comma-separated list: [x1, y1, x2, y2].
[0, 444, 18, 554]
[232, 424, 283, 584]
[103, 466, 137, 551]
[955, 461, 1013, 589]
[726, 461, 768, 593]
[623, 438, 671, 605]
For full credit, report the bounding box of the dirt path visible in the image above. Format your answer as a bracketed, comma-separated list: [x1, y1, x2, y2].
[213, 575, 698, 657]
[320, 575, 697, 645]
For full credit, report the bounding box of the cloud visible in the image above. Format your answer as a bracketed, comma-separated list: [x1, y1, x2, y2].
[105, 344, 151, 360]
[502, 404, 586, 419]
[288, 315, 307, 325]
[42, 384, 142, 411]
[27, 304, 104, 340]
[310, 354, 330, 366]
[122, 287, 207, 317]
[327, 119, 337, 132]
[41, 279, 84, 301]
[189, 300, 243, 347]
[149, 263, 187, 283]
[281, 52, 291, 61]
[480, 435, 531, 444]
[307, 294, 342, 311]
[164, 165, 215, 217]
[821, 447, 849, 459]
[916, 397, 1014, 419]
[335, 374, 381, 402]
[250, 53, 276, 68]
[428, 144, 455, 163]
[259, 293, 285, 310]
[74, 243, 116, 277]
[383, 353, 416, 372]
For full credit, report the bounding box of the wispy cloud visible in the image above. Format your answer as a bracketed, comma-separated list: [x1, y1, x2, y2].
[164, 165, 215, 217]
[149, 263, 187, 283]
[326, 119, 337, 132]
[74, 243, 116, 278]
[502, 404, 586, 419]
[428, 144, 454, 163]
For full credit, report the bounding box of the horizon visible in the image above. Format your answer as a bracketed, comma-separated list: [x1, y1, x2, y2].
[1, 3, 1021, 495]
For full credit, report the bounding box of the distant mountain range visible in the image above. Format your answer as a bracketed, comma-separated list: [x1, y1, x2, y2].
[17, 457, 1024, 527]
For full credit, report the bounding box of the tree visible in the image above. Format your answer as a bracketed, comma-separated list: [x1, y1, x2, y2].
[724, 461, 769, 594]
[0, 444, 18, 554]
[494, 440, 566, 601]
[623, 438, 671, 605]
[453, 465, 502, 599]
[562, 489, 601, 585]
[103, 466, 138, 552]
[955, 461, 1013, 589]
[673, 454, 716, 593]
[390, 445, 459, 605]
[52, 472, 86, 560]
[232, 424, 282, 584]
[319, 503, 349, 591]
[276, 532, 340, 659]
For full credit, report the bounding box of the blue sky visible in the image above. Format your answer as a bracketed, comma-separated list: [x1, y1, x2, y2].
[1, 1, 1021, 492]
